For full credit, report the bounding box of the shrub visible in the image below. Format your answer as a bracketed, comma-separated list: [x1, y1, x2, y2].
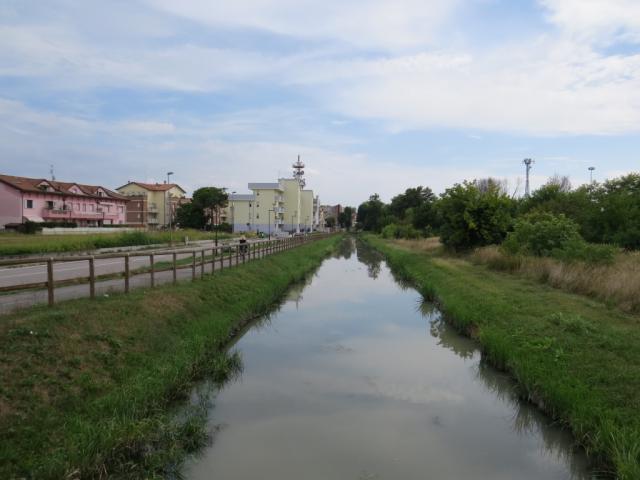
[503, 212, 582, 256]
[19, 220, 43, 234]
[381, 223, 421, 239]
[503, 212, 615, 264]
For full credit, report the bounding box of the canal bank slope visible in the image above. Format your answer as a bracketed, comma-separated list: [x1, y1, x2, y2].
[363, 235, 640, 479]
[0, 235, 341, 479]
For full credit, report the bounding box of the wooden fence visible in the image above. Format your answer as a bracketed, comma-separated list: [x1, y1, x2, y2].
[0, 234, 330, 307]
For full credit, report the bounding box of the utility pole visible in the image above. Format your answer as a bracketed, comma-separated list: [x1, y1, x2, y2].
[523, 158, 533, 197]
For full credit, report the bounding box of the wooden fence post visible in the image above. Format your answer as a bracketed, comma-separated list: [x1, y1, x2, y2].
[124, 254, 130, 293]
[219, 247, 224, 271]
[172, 252, 177, 284]
[89, 256, 95, 299]
[47, 258, 54, 306]
[192, 251, 196, 280]
[211, 248, 215, 273]
[201, 250, 205, 278]
[150, 253, 155, 288]
[236, 244, 239, 266]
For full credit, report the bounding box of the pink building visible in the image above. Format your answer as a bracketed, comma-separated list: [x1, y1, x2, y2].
[0, 174, 129, 229]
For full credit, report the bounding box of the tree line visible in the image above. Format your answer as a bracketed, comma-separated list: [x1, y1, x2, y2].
[356, 173, 640, 259]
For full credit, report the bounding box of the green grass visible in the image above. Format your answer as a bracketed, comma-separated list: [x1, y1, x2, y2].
[0, 229, 236, 256]
[0, 235, 340, 478]
[362, 234, 640, 479]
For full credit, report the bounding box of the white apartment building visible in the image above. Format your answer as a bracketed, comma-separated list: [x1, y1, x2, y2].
[226, 178, 319, 234]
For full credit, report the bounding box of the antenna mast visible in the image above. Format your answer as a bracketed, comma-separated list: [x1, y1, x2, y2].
[50, 164, 56, 181]
[523, 158, 533, 197]
[292, 155, 306, 234]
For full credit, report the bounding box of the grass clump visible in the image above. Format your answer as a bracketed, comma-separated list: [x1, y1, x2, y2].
[0, 235, 340, 478]
[362, 234, 640, 479]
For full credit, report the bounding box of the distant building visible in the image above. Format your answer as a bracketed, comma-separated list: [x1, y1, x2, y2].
[0, 174, 128, 229]
[225, 178, 317, 234]
[116, 181, 187, 228]
[321, 204, 342, 224]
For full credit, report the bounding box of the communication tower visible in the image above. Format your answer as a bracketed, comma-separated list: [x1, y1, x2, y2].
[523, 158, 533, 197]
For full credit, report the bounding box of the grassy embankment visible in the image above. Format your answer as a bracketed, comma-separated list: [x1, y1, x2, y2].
[363, 235, 640, 479]
[0, 230, 236, 256]
[0, 234, 340, 479]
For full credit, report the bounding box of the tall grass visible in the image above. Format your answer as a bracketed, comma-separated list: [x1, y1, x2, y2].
[470, 246, 640, 313]
[0, 235, 340, 478]
[0, 229, 234, 256]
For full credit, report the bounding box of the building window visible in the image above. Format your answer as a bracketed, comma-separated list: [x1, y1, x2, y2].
[46, 200, 54, 209]
[83, 204, 86, 212]
[256, 213, 259, 219]
[26, 199, 33, 209]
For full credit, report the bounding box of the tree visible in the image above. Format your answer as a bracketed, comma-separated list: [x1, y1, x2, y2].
[389, 186, 436, 219]
[175, 202, 205, 229]
[438, 180, 516, 250]
[338, 206, 354, 230]
[325, 217, 336, 229]
[192, 187, 228, 230]
[357, 194, 387, 232]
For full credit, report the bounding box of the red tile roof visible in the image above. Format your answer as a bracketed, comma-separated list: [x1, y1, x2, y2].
[117, 181, 186, 193]
[0, 174, 128, 201]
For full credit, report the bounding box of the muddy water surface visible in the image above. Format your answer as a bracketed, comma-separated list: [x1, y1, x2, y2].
[184, 239, 594, 479]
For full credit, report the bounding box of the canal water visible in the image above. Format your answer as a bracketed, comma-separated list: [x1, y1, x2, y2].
[184, 239, 593, 479]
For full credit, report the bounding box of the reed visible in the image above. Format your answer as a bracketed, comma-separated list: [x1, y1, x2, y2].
[470, 246, 640, 313]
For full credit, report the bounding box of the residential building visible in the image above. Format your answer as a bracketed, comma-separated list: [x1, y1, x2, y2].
[0, 174, 128, 229]
[116, 181, 186, 228]
[226, 177, 316, 234]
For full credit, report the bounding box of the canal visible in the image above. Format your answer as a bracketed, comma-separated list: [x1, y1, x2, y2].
[184, 238, 593, 479]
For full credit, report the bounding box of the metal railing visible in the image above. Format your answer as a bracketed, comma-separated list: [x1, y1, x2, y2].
[0, 233, 331, 310]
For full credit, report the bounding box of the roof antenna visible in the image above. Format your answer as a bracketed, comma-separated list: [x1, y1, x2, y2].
[50, 164, 55, 181]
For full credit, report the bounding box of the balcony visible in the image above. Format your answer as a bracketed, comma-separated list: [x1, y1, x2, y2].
[275, 207, 285, 214]
[275, 195, 284, 203]
[148, 204, 158, 212]
[42, 208, 120, 221]
[148, 218, 159, 224]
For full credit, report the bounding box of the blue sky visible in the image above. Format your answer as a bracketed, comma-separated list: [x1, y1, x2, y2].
[0, 0, 639, 205]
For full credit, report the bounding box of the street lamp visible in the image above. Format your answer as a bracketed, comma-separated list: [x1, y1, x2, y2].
[588, 166, 595, 184]
[166, 171, 174, 245]
[268, 208, 275, 240]
[231, 191, 236, 233]
[291, 211, 296, 234]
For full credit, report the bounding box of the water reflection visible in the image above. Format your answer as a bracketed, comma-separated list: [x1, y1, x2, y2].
[183, 240, 596, 480]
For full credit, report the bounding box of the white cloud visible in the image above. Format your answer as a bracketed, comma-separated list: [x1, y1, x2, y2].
[145, 0, 461, 50]
[540, 0, 640, 44]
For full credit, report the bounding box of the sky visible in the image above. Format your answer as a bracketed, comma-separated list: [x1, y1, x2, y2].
[0, 0, 639, 205]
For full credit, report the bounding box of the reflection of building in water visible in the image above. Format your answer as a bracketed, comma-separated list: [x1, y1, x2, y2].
[286, 274, 314, 309]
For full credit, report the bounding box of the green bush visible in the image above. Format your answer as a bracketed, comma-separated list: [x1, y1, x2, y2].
[381, 223, 421, 239]
[503, 212, 615, 263]
[19, 221, 43, 234]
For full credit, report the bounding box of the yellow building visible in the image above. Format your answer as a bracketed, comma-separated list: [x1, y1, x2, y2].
[227, 178, 317, 234]
[116, 181, 186, 228]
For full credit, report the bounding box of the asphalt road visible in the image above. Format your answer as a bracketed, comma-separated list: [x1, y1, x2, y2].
[0, 238, 275, 314]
